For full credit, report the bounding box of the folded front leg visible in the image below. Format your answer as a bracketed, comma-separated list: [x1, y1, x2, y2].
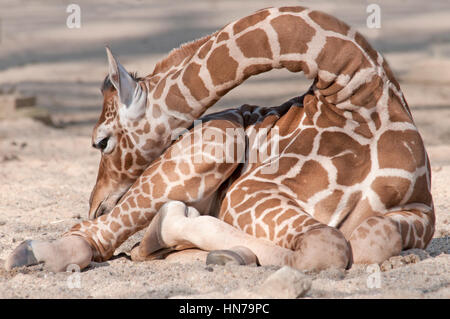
[5, 236, 92, 272]
[349, 206, 435, 264]
[6, 119, 244, 271]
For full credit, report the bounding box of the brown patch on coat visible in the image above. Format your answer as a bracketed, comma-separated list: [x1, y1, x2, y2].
[255, 224, 267, 238]
[408, 174, 432, 206]
[207, 45, 239, 86]
[136, 195, 151, 208]
[152, 34, 213, 75]
[377, 129, 425, 172]
[216, 32, 229, 43]
[283, 128, 318, 156]
[121, 214, 132, 227]
[280, 60, 310, 74]
[309, 10, 350, 35]
[110, 221, 121, 232]
[339, 197, 380, 240]
[135, 150, 147, 166]
[371, 112, 381, 130]
[165, 84, 194, 114]
[352, 112, 373, 138]
[167, 185, 188, 202]
[388, 89, 413, 123]
[184, 176, 201, 199]
[316, 100, 346, 128]
[183, 63, 210, 101]
[198, 40, 213, 59]
[254, 156, 298, 179]
[354, 32, 379, 65]
[316, 37, 371, 77]
[371, 176, 411, 208]
[356, 226, 369, 239]
[242, 64, 273, 81]
[271, 15, 315, 55]
[150, 173, 166, 198]
[279, 6, 305, 13]
[233, 10, 270, 35]
[153, 77, 166, 99]
[382, 59, 401, 90]
[237, 212, 252, 229]
[124, 153, 133, 171]
[152, 104, 162, 118]
[314, 189, 344, 224]
[318, 131, 371, 185]
[350, 75, 383, 108]
[282, 160, 329, 202]
[236, 29, 273, 59]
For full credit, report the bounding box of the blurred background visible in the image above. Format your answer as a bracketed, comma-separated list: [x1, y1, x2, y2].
[0, 0, 449, 239]
[1, 0, 450, 140]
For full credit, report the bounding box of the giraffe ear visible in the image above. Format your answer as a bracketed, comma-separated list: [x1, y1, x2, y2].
[105, 47, 147, 119]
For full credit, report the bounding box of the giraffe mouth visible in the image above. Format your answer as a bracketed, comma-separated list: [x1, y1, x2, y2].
[93, 200, 109, 218]
[91, 190, 127, 219]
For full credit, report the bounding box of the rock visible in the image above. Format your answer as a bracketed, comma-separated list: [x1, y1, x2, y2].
[400, 249, 431, 261]
[380, 254, 421, 272]
[257, 266, 312, 298]
[317, 266, 346, 281]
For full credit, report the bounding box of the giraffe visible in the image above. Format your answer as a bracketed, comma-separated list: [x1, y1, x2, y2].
[6, 6, 435, 272]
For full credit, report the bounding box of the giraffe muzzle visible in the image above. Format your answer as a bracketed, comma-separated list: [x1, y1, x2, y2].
[89, 188, 128, 220]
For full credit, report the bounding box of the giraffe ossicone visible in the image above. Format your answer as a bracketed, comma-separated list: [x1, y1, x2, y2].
[6, 6, 434, 273]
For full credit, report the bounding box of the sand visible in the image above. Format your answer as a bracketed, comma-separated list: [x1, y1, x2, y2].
[0, 0, 448, 299]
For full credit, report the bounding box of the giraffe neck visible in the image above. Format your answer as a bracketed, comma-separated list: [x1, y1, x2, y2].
[148, 6, 397, 128]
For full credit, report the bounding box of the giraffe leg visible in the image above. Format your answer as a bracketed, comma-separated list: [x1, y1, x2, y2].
[349, 216, 402, 264]
[5, 119, 244, 271]
[349, 208, 435, 264]
[206, 246, 258, 266]
[133, 201, 259, 265]
[5, 236, 92, 272]
[130, 201, 201, 261]
[136, 200, 351, 271]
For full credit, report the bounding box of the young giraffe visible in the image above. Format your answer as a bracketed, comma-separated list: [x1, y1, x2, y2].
[6, 6, 434, 272]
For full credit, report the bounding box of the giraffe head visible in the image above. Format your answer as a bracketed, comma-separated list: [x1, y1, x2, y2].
[88, 48, 174, 219]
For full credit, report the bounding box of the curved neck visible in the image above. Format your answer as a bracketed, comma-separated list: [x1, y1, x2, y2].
[148, 7, 395, 125]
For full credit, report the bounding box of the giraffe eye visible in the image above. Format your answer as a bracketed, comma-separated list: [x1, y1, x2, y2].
[93, 137, 109, 150]
[98, 137, 109, 150]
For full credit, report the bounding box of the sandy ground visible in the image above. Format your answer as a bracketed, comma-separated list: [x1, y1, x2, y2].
[0, 0, 449, 298]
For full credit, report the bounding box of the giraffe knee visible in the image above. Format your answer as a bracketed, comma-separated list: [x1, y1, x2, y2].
[292, 226, 351, 271]
[350, 216, 402, 264]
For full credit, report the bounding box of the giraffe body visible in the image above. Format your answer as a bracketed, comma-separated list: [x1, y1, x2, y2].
[6, 6, 434, 272]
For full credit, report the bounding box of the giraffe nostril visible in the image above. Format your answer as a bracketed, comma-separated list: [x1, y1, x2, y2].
[98, 137, 109, 150]
[93, 137, 109, 150]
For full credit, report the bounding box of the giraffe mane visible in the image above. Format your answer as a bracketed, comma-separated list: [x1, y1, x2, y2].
[151, 33, 215, 76]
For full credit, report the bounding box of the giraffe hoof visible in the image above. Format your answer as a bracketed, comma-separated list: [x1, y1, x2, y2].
[5, 240, 39, 271]
[206, 246, 258, 266]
